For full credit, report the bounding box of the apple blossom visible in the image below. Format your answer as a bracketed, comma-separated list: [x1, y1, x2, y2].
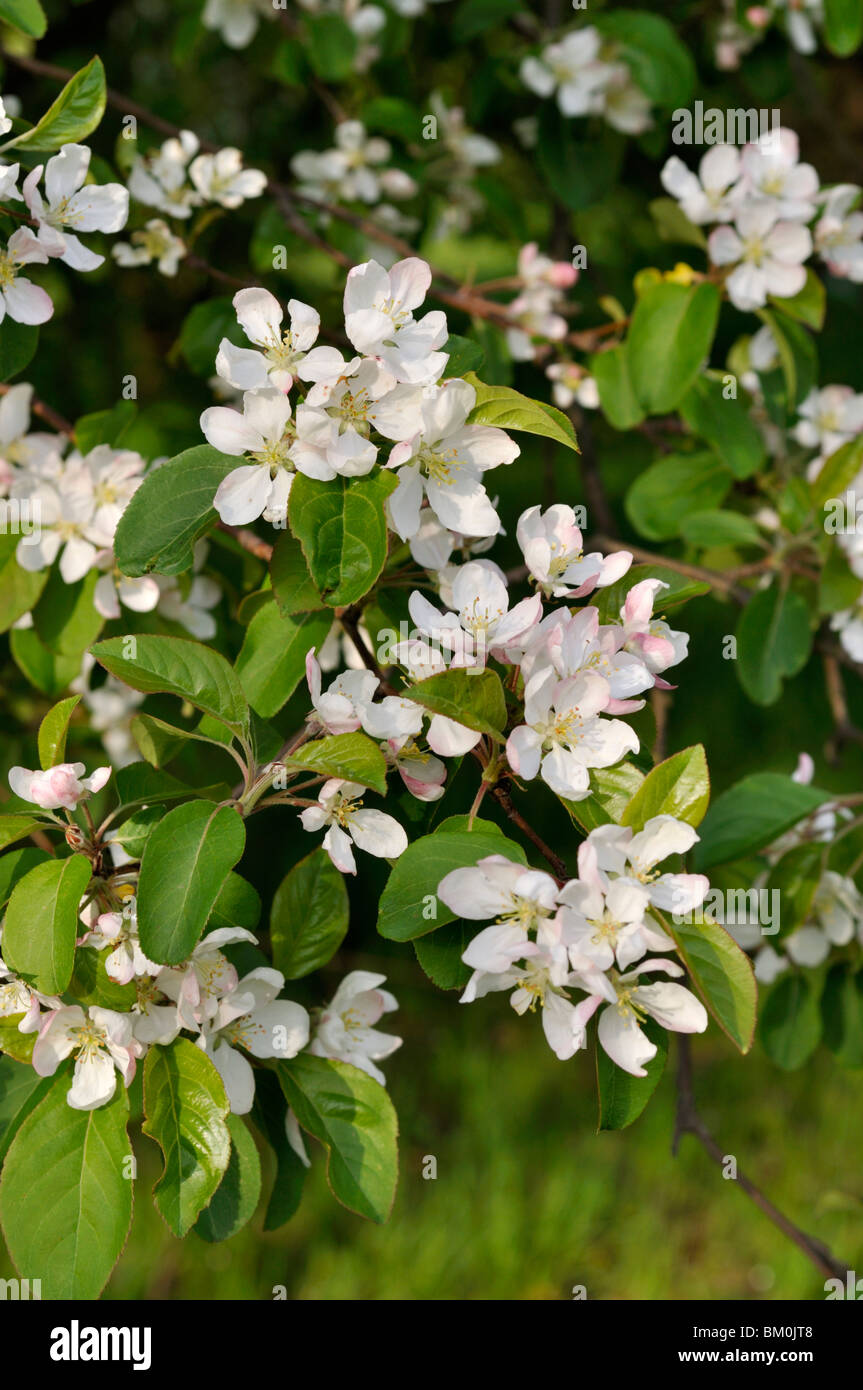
[660, 145, 742, 224]
[188, 148, 267, 208]
[0, 226, 53, 325]
[343, 257, 448, 384]
[216, 288, 345, 393]
[708, 202, 812, 311]
[33, 1005, 141, 1110]
[195, 967, 310, 1113]
[23, 144, 129, 271]
[8, 761, 110, 811]
[309, 970, 401, 1084]
[387, 380, 519, 539]
[738, 127, 819, 222]
[300, 779, 408, 874]
[507, 667, 639, 800]
[517, 504, 632, 599]
[591, 959, 708, 1077]
[156, 927, 260, 1030]
[408, 560, 541, 668]
[112, 218, 187, 276]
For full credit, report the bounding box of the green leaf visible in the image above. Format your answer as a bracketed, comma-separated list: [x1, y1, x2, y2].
[679, 376, 766, 480]
[760, 973, 821, 1070]
[0, 1014, 35, 1063]
[305, 12, 357, 80]
[593, 10, 695, 108]
[626, 451, 731, 541]
[668, 915, 757, 1053]
[561, 762, 646, 832]
[442, 333, 485, 377]
[679, 509, 762, 549]
[589, 344, 645, 431]
[627, 282, 721, 414]
[208, 872, 262, 931]
[194, 1114, 262, 1243]
[648, 197, 707, 250]
[403, 667, 507, 740]
[131, 712, 202, 767]
[10, 626, 79, 696]
[812, 436, 863, 508]
[413, 921, 472, 991]
[819, 541, 863, 615]
[0, 1056, 51, 1165]
[768, 268, 825, 330]
[270, 848, 350, 979]
[736, 585, 812, 706]
[74, 399, 137, 453]
[113, 445, 238, 576]
[621, 745, 710, 830]
[0, 814, 43, 853]
[252, 1069, 307, 1231]
[377, 820, 527, 941]
[142, 1040, 231, 1237]
[536, 104, 624, 211]
[137, 800, 246, 965]
[692, 772, 831, 871]
[0, 321, 39, 382]
[0, 1074, 132, 1299]
[0, 533, 48, 634]
[452, 0, 523, 41]
[0, 0, 47, 40]
[288, 471, 398, 607]
[236, 600, 332, 718]
[0, 846, 47, 909]
[596, 1019, 667, 1130]
[824, 0, 863, 53]
[2, 855, 92, 994]
[285, 730, 388, 796]
[15, 57, 107, 151]
[277, 1053, 398, 1223]
[68, 944, 137, 1011]
[594, 564, 710, 621]
[822, 965, 863, 1067]
[178, 297, 246, 377]
[113, 762, 229, 817]
[270, 531, 325, 615]
[464, 372, 579, 453]
[92, 634, 250, 735]
[32, 568, 103, 660]
[37, 695, 80, 769]
[756, 307, 817, 413]
[112, 804, 164, 860]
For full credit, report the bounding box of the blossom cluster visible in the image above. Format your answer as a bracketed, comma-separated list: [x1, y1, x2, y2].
[0, 791, 400, 1112]
[520, 26, 653, 134]
[661, 127, 862, 311]
[728, 754, 863, 981]
[437, 816, 709, 1074]
[112, 130, 266, 277]
[0, 138, 128, 324]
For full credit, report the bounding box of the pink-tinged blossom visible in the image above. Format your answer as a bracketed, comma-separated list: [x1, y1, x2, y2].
[305, 646, 379, 734]
[583, 814, 709, 916]
[8, 761, 110, 811]
[32, 1004, 141, 1109]
[196, 967, 309, 1113]
[506, 667, 639, 801]
[156, 927, 259, 1030]
[517, 504, 632, 598]
[309, 970, 401, 1085]
[616, 578, 689, 680]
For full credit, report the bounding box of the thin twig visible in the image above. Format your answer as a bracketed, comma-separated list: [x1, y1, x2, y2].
[492, 785, 568, 882]
[673, 1036, 851, 1282]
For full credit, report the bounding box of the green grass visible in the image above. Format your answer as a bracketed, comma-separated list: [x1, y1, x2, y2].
[9, 951, 853, 1301]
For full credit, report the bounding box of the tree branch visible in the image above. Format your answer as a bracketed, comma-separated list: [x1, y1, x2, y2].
[673, 1035, 851, 1282]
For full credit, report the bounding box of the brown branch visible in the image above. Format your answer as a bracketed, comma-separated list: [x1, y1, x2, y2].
[0, 383, 72, 436]
[491, 785, 569, 882]
[822, 651, 863, 765]
[215, 521, 273, 562]
[673, 1035, 851, 1282]
[592, 534, 754, 603]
